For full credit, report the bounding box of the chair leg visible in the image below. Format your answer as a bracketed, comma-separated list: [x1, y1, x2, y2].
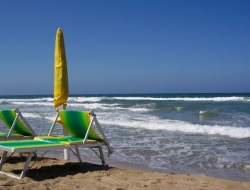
[0, 151, 8, 170]
[19, 152, 33, 179]
[75, 148, 82, 162]
[98, 147, 106, 166]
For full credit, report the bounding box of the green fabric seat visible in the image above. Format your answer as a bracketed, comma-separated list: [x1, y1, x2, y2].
[58, 110, 103, 141]
[35, 136, 97, 144]
[0, 139, 64, 149]
[0, 109, 36, 139]
[0, 132, 23, 137]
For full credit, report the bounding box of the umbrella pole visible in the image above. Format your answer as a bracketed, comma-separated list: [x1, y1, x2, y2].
[63, 104, 70, 160]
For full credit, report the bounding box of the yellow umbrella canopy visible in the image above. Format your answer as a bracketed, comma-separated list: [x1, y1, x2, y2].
[54, 28, 69, 108]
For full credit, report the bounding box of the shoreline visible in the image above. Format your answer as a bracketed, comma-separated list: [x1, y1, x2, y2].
[106, 158, 250, 183]
[45, 151, 250, 182]
[0, 155, 249, 190]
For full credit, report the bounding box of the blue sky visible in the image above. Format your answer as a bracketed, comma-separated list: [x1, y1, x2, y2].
[0, 0, 249, 95]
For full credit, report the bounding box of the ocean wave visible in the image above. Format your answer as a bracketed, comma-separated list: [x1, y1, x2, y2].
[68, 97, 102, 102]
[128, 107, 150, 112]
[99, 115, 250, 139]
[175, 107, 186, 111]
[0, 97, 53, 102]
[199, 110, 218, 116]
[2, 96, 249, 106]
[199, 110, 209, 114]
[142, 103, 166, 109]
[22, 112, 42, 118]
[0, 101, 11, 105]
[131, 103, 157, 111]
[111, 96, 250, 102]
[12, 101, 53, 106]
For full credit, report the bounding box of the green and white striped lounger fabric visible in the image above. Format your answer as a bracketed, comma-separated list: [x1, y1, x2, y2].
[0, 109, 36, 140]
[0, 139, 64, 150]
[35, 135, 97, 145]
[58, 110, 103, 141]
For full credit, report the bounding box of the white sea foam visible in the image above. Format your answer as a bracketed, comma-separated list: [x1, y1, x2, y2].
[44, 116, 57, 121]
[0, 98, 53, 102]
[199, 111, 208, 114]
[99, 114, 250, 139]
[68, 97, 102, 102]
[24, 97, 53, 102]
[67, 103, 125, 110]
[43, 97, 54, 102]
[22, 113, 42, 118]
[12, 101, 53, 106]
[176, 107, 185, 111]
[1, 96, 249, 106]
[66, 103, 150, 112]
[128, 107, 149, 112]
[111, 96, 249, 102]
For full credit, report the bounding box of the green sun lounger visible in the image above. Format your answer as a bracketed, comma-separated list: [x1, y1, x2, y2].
[0, 108, 36, 140]
[50, 109, 113, 163]
[0, 109, 113, 179]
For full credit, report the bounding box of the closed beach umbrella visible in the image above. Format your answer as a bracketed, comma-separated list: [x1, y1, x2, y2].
[54, 28, 70, 160]
[54, 28, 69, 108]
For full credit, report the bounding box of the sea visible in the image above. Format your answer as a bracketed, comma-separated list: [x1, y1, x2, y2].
[0, 93, 250, 181]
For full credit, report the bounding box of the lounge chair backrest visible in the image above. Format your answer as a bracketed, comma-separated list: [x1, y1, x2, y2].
[58, 110, 103, 141]
[0, 109, 33, 136]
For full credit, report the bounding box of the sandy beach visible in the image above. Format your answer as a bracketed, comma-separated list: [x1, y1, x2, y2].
[0, 155, 249, 190]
